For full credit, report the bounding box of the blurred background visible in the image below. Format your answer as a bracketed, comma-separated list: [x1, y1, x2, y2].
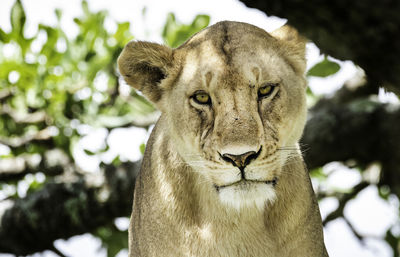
[0, 0, 399, 256]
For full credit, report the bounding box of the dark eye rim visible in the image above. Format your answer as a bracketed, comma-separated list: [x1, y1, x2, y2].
[257, 83, 279, 100]
[191, 90, 212, 105]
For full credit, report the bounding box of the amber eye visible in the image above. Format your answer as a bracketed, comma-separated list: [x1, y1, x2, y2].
[258, 83, 277, 99]
[192, 91, 211, 105]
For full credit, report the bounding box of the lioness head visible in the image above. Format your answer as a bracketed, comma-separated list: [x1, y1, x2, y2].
[118, 21, 307, 210]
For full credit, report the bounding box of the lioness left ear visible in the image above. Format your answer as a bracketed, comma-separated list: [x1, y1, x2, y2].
[118, 41, 173, 104]
[271, 24, 307, 75]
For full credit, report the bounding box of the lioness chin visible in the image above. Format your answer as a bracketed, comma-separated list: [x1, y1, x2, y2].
[118, 21, 328, 257]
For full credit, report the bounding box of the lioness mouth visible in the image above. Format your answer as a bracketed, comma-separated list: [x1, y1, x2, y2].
[214, 177, 278, 192]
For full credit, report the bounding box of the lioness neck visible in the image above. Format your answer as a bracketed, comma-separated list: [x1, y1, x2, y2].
[130, 117, 327, 257]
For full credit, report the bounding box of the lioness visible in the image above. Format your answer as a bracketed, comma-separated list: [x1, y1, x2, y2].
[118, 21, 328, 257]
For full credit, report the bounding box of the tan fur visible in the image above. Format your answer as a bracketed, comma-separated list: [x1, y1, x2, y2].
[118, 21, 328, 257]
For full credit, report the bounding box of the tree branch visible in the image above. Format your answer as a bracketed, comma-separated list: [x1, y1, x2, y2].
[302, 97, 400, 195]
[50, 245, 69, 257]
[0, 149, 70, 181]
[322, 181, 369, 226]
[239, 0, 400, 95]
[98, 112, 160, 130]
[0, 104, 48, 123]
[0, 126, 55, 148]
[0, 89, 12, 101]
[0, 161, 140, 255]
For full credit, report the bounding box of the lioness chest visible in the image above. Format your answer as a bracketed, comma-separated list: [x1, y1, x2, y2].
[134, 207, 279, 257]
[181, 221, 278, 257]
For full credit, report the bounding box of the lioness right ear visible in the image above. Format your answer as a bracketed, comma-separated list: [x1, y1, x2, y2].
[118, 41, 173, 103]
[271, 24, 307, 75]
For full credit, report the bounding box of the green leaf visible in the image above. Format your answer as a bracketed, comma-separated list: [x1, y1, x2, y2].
[310, 167, 327, 181]
[73, 17, 82, 26]
[38, 24, 60, 61]
[306, 87, 320, 107]
[139, 143, 146, 155]
[113, 22, 133, 46]
[10, 0, 26, 38]
[55, 9, 62, 21]
[0, 28, 10, 43]
[141, 7, 147, 17]
[94, 224, 128, 257]
[84, 149, 96, 156]
[191, 15, 210, 31]
[112, 156, 121, 166]
[27, 179, 45, 194]
[82, 0, 89, 15]
[384, 229, 400, 257]
[162, 13, 210, 48]
[378, 185, 391, 200]
[307, 57, 340, 77]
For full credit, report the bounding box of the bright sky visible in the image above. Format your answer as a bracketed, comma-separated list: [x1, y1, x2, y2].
[0, 0, 399, 257]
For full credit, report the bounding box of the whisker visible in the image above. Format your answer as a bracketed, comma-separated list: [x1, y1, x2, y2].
[278, 146, 298, 149]
[182, 161, 235, 171]
[277, 144, 311, 156]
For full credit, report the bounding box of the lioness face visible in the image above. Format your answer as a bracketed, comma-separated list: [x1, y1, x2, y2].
[118, 21, 307, 210]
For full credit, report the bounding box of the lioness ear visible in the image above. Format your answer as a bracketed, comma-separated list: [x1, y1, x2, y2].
[118, 41, 173, 103]
[271, 24, 307, 75]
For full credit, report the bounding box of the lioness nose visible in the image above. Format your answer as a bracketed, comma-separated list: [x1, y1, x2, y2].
[221, 151, 259, 169]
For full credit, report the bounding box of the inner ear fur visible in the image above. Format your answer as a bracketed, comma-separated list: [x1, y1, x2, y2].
[118, 41, 173, 103]
[271, 24, 307, 75]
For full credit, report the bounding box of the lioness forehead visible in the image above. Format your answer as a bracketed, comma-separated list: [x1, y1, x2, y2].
[178, 21, 274, 55]
[176, 21, 284, 89]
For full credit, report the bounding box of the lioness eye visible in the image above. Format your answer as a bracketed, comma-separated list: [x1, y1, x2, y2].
[192, 91, 211, 105]
[258, 83, 277, 99]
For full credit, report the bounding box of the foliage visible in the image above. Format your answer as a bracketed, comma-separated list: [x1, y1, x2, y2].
[94, 223, 129, 257]
[162, 13, 210, 48]
[0, 0, 155, 162]
[307, 56, 341, 78]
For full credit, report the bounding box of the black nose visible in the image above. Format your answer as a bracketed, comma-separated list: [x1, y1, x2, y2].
[221, 150, 260, 169]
